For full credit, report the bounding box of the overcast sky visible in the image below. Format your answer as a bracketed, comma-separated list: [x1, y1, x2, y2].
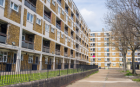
[74, 0, 108, 32]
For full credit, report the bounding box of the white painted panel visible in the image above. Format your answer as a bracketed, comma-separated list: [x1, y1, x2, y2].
[26, 21, 33, 31]
[46, 1, 50, 8]
[0, 7, 4, 17]
[45, 32, 49, 38]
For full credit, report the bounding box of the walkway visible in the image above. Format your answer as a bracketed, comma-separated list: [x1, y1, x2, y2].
[67, 69, 140, 87]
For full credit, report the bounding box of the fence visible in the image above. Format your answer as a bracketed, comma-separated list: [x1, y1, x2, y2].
[0, 59, 98, 86]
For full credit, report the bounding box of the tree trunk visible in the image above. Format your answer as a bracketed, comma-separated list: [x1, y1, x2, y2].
[123, 54, 126, 72]
[132, 51, 136, 75]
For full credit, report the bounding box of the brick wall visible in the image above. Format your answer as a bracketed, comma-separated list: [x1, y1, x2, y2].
[51, 0, 56, 13]
[36, 0, 43, 17]
[4, 0, 21, 24]
[34, 35, 42, 51]
[60, 45, 64, 56]
[49, 27, 55, 40]
[33, 15, 43, 34]
[51, 13, 56, 26]
[7, 24, 20, 46]
[23, 8, 27, 26]
[50, 41, 55, 54]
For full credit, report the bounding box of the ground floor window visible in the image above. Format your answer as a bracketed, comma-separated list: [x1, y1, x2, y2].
[0, 51, 7, 62]
[28, 55, 33, 63]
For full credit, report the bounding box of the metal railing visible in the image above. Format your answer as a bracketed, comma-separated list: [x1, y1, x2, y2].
[55, 49, 60, 55]
[0, 32, 6, 43]
[56, 23, 61, 30]
[25, 0, 36, 12]
[64, 30, 68, 35]
[44, 14, 51, 23]
[42, 46, 50, 53]
[0, 59, 98, 86]
[64, 52, 68, 57]
[22, 40, 34, 50]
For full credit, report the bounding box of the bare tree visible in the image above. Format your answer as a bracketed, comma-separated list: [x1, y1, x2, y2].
[105, 13, 128, 72]
[106, 0, 140, 75]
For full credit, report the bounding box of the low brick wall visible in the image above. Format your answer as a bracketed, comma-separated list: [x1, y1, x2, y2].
[4, 69, 98, 87]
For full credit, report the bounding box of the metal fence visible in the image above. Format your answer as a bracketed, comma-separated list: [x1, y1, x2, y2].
[0, 58, 98, 86]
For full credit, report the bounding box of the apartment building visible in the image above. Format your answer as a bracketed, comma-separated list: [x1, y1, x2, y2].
[0, 0, 89, 72]
[89, 29, 140, 69]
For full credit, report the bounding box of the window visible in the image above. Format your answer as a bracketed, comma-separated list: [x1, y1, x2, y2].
[104, 53, 107, 56]
[98, 43, 101, 46]
[119, 58, 122, 61]
[98, 33, 101, 36]
[98, 58, 101, 61]
[52, 0, 55, 6]
[98, 63, 101, 66]
[90, 48, 93, 51]
[90, 34, 93, 36]
[61, 33, 63, 38]
[13, 53, 17, 64]
[57, 31, 60, 37]
[28, 55, 33, 63]
[98, 48, 101, 51]
[22, 35, 25, 41]
[98, 38, 101, 41]
[36, 18, 41, 25]
[58, 6, 61, 13]
[51, 27, 55, 33]
[10, 2, 19, 12]
[27, 12, 34, 23]
[98, 53, 101, 56]
[21, 54, 23, 61]
[45, 57, 48, 64]
[112, 53, 116, 56]
[45, 24, 50, 32]
[0, 0, 5, 7]
[128, 52, 131, 55]
[65, 37, 67, 42]
[135, 58, 138, 61]
[113, 63, 116, 66]
[112, 58, 116, 61]
[112, 47, 115, 50]
[90, 53, 93, 56]
[128, 58, 131, 61]
[0, 52, 7, 62]
[62, 10, 64, 15]
[105, 63, 107, 66]
[48, 0, 51, 3]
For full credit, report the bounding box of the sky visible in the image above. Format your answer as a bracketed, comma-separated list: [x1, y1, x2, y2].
[73, 0, 108, 32]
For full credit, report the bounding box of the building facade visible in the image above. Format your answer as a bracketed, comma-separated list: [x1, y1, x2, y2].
[89, 29, 140, 69]
[0, 0, 90, 72]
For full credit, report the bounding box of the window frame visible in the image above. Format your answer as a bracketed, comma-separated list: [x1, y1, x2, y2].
[51, 27, 55, 33]
[27, 12, 34, 23]
[10, 1, 19, 12]
[52, 0, 55, 6]
[0, 0, 5, 8]
[28, 55, 33, 63]
[36, 18, 41, 25]
[45, 24, 50, 32]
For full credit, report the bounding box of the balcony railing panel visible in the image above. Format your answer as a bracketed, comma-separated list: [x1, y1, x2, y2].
[43, 46, 50, 53]
[44, 14, 51, 23]
[56, 23, 61, 30]
[55, 49, 60, 55]
[22, 41, 34, 50]
[0, 33, 6, 43]
[25, 0, 36, 12]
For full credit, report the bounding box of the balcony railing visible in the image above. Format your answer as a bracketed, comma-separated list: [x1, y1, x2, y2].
[44, 14, 51, 23]
[70, 54, 73, 58]
[56, 23, 61, 30]
[22, 40, 34, 50]
[64, 30, 68, 35]
[65, 9, 68, 14]
[57, 0, 61, 6]
[25, 0, 36, 12]
[42, 46, 50, 53]
[55, 49, 60, 55]
[71, 35, 73, 39]
[64, 52, 68, 57]
[0, 32, 6, 43]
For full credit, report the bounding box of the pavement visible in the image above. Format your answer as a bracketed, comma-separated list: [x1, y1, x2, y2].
[67, 69, 140, 87]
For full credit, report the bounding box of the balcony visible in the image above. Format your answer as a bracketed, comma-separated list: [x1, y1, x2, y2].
[25, 0, 36, 12]
[64, 30, 68, 35]
[22, 40, 34, 50]
[55, 49, 60, 55]
[44, 14, 51, 23]
[57, 0, 61, 6]
[56, 23, 61, 30]
[64, 52, 68, 57]
[42, 46, 50, 53]
[0, 32, 6, 43]
[70, 54, 73, 58]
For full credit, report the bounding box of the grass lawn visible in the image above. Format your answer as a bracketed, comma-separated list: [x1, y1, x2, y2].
[133, 79, 140, 82]
[0, 68, 85, 86]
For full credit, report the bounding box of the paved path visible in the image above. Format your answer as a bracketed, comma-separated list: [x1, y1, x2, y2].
[67, 69, 140, 87]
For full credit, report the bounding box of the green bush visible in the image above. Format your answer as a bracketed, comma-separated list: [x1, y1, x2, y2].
[133, 79, 140, 82]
